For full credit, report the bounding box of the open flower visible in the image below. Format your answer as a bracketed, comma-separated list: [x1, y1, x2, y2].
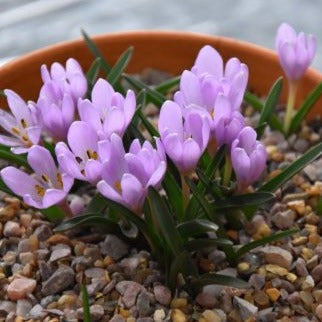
[78, 78, 135, 140]
[37, 58, 87, 141]
[276, 23, 316, 81]
[158, 100, 210, 174]
[55, 121, 103, 183]
[97, 134, 166, 213]
[0, 145, 73, 209]
[231, 127, 267, 189]
[0, 90, 41, 154]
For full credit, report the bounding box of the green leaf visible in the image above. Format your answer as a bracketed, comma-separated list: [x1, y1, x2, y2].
[288, 82, 322, 135]
[154, 76, 180, 94]
[81, 283, 92, 322]
[259, 142, 322, 193]
[0, 89, 6, 97]
[177, 219, 218, 238]
[257, 77, 283, 138]
[162, 171, 183, 220]
[213, 192, 275, 210]
[185, 177, 216, 221]
[122, 74, 166, 107]
[81, 29, 110, 74]
[86, 57, 101, 90]
[137, 109, 159, 137]
[190, 273, 249, 291]
[244, 91, 263, 111]
[107, 47, 133, 86]
[0, 144, 29, 168]
[235, 230, 297, 259]
[41, 206, 66, 222]
[196, 169, 225, 200]
[185, 237, 233, 251]
[316, 197, 322, 216]
[84, 193, 108, 214]
[148, 187, 183, 255]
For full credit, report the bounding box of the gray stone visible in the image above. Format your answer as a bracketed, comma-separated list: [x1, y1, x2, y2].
[3, 221, 21, 237]
[271, 209, 295, 229]
[295, 258, 309, 277]
[137, 318, 153, 322]
[109, 314, 126, 322]
[40, 295, 57, 308]
[260, 246, 293, 269]
[248, 274, 265, 290]
[41, 265, 75, 295]
[195, 292, 217, 308]
[137, 291, 151, 317]
[16, 299, 32, 319]
[29, 304, 46, 319]
[39, 260, 53, 281]
[233, 296, 258, 319]
[84, 267, 107, 279]
[116, 280, 141, 295]
[311, 264, 322, 283]
[100, 234, 128, 260]
[316, 304, 322, 321]
[19, 252, 34, 266]
[293, 139, 309, 153]
[18, 239, 31, 253]
[258, 307, 277, 322]
[49, 247, 71, 262]
[120, 282, 142, 308]
[34, 224, 52, 241]
[87, 278, 107, 296]
[0, 301, 16, 316]
[153, 285, 172, 306]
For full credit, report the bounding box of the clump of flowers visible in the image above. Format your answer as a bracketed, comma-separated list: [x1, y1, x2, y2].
[0, 23, 321, 292]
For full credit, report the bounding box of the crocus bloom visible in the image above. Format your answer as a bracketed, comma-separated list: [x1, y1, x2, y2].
[276, 23, 316, 81]
[78, 78, 135, 140]
[38, 58, 87, 141]
[0, 145, 73, 208]
[158, 100, 210, 174]
[231, 127, 267, 189]
[0, 90, 41, 154]
[55, 121, 103, 183]
[97, 134, 166, 213]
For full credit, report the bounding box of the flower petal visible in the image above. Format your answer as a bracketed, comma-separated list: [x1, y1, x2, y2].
[121, 173, 144, 210]
[92, 78, 114, 110]
[42, 189, 67, 208]
[84, 159, 103, 183]
[181, 138, 201, 173]
[103, 107, 126, 138]
[146, 161, 166, 187]
[78, 99, 102, 134]
[97, 180, 123, 205]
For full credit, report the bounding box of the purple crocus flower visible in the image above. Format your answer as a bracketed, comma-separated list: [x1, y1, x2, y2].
[97, 134, 166, 213]
[276, 23, 317, 81]
[37, 58, 87, 141]
[231, 127, 267, 189]
[0, 145, 73, 209]
[78, 78, 136, 140]
[158, 100, 210, 174]
[0, 90, 41, 154]
[55, 121, 103, 183]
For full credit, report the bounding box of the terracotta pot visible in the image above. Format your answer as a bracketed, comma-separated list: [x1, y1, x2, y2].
[0, 31, 321, 118]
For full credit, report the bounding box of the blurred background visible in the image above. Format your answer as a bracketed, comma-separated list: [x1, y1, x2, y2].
[0, 0, 321, 71]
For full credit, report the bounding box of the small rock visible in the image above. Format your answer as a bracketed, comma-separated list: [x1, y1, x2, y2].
[265, 288, 280, 302]
[301, 275, 315, 290]
[47, 233, 71, 245]
[100, 234, 128, 260]
[90, 304, 104, 321]
[153, 309, 166, 321]
[116, 281, 142, 308]
[137, 291, 151, 317]
[87, 278, 107, 296]
[171, 298, 188, 309]
[49, 247, 71, 262]
[16, 299, 32, 319]
[195, 292, 217, 308]
[34, 224, 52, 241]
[84, 267, 107, 279]
[153, 285, 172, 306]
[248, 274, 265, 290]
[29, 304, 46, 319]
[0, 301, 16, 315]
[260, 246, 293, 269]
[311, 264, 322, 283]
[41, 265, 75, 295]
[315, 304, 322, 321]
[137, 318, 153, 322]
[171, 308, 186, 322]
[271, 209, 295, 229]
[18, 239, 31, 253]
[258, 307, 277, 322]
[199, 309, 222, 322]
[7, 277, 36, 300]
[39, 260, 53, 281]
[233, 296, 258, 319]
[253, 290, 269, 308]
[299, 291, 314, 307]
[109, 314, 126, 322]
[19, 252, 35, 266]
[287, 200, 306, 215]
[3, 221, 21, 237]
[265, 264, 288, 276]
[294, 139, 309, 153]
[295, 258, 309, 277]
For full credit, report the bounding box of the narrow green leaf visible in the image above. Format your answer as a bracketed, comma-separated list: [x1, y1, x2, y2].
[84, 193, 108, 214]
[107, 47, 133, 86]
[177, 219, 218, 238]
[259, 142, 322, 193]
[235, 230, 297, 259]
[257, 77, 283, 138]
[190, 273, 249, 291]
[123, 74, 166, 107]
[185, 238, 232, 251]
[81, 29, 110, 74]
[41, 206, 66, 222]
[0, 144, 29, 168]
[288, 82, 322, 135]
[196, 170, 225, 200]
[137, 109, 159, 137]
[213, 192, 275, 210]
[244, 91, 263, 111]
[0, 90, 6, 97]
[148, 187, 183, 255]
[86, 57, 101, 89]
[316, 197, 322, 216]
[154, 76, 180, 94]
[81, 283, 92, 322]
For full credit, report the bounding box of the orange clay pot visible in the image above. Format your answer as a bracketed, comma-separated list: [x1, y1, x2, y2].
[0, 31, 321, 118]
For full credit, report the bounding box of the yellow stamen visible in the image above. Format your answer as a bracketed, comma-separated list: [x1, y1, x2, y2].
[210, 109, 215, 119]
[35, 184, 45, 197]
[56, 173, 63, 189]
[20, 119, 27, 129]
[86, 150, 98, 160]
[11, 127, 20, 135]
[114, 180, 122, 193]
[21, 135, 32, 147]
[41, 174, 50, 182]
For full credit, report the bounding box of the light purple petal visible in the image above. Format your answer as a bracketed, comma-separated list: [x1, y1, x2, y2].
[61, 173, 74, 193]
[26, 126, 42, 145]
[42, 189, 67, 208]
[97, 180, 123, 205]
[78, 99, 102, 134]
[181, 138, 201, 173]
[125, 153, 148, 185]
[41, 64, 51, 82]
[84, 159, 103, 183]
[61, 94, 75, 126]
[129, 139, 142, 154]
[0, 109, 17, 134]
[50, 62, 66, 81]
[231, 147, 251, 184]
[123, 90, 136, 125]
[121, 173, 144, 210]
[238, 127, 257, 154]
[275, 23, 297, 49]
[162, 133, 183, 167]
[0, 134, 21, 147]
[92, 78, 114, 110]
[146, 161, 166, 187]
[103, 107, 126, 138]
[180, 70, 203, 106]
[11, 146, 30, 154]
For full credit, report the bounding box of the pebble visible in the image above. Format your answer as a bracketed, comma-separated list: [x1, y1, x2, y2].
[315, 304, 322, 321]
[265, 264, 288, 276]
[265, 288, 280, 302]
[29, 303, 46, 319]
[195, 292, 217, 308]
[77, 304, 104, 321]
[260, 246, 293, 269]
[7, 277, 36, 300]
[248, 274, 265, 290]
[287, 200, 306, 215]
[295, 258, 309, 277]
[100, 234, 129, 260]
[271, 209, 295, 229]
[253, 290, 270, 308]
[109, 315, 126, 322]
[116, 281, 142, 308]
[153, 309, 166, 321]
[16, 299, 32, 319]
[312, 264, 322, 283]
[171, 308, 186, 322]
[3, 221, 21, 237]
[198, 309, 222, 322]
[41, 265, 75, 295]
[33, 224, 52, 241]
[0, 301, 16, 315]
[153, 285, 172, 306]
[137, 291, 151, 316]
[233, 296, 258, 319]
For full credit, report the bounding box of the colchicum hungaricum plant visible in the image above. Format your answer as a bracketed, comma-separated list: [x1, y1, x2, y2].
[0, 23, 321, 293]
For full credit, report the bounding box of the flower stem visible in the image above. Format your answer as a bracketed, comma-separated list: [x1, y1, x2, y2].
[284, 80, 298, 134]
[223, 153, 232, 187]
[181, 173, 190, 211]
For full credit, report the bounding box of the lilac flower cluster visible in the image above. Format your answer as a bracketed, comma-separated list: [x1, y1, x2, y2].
[0, 44, 270, 213]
